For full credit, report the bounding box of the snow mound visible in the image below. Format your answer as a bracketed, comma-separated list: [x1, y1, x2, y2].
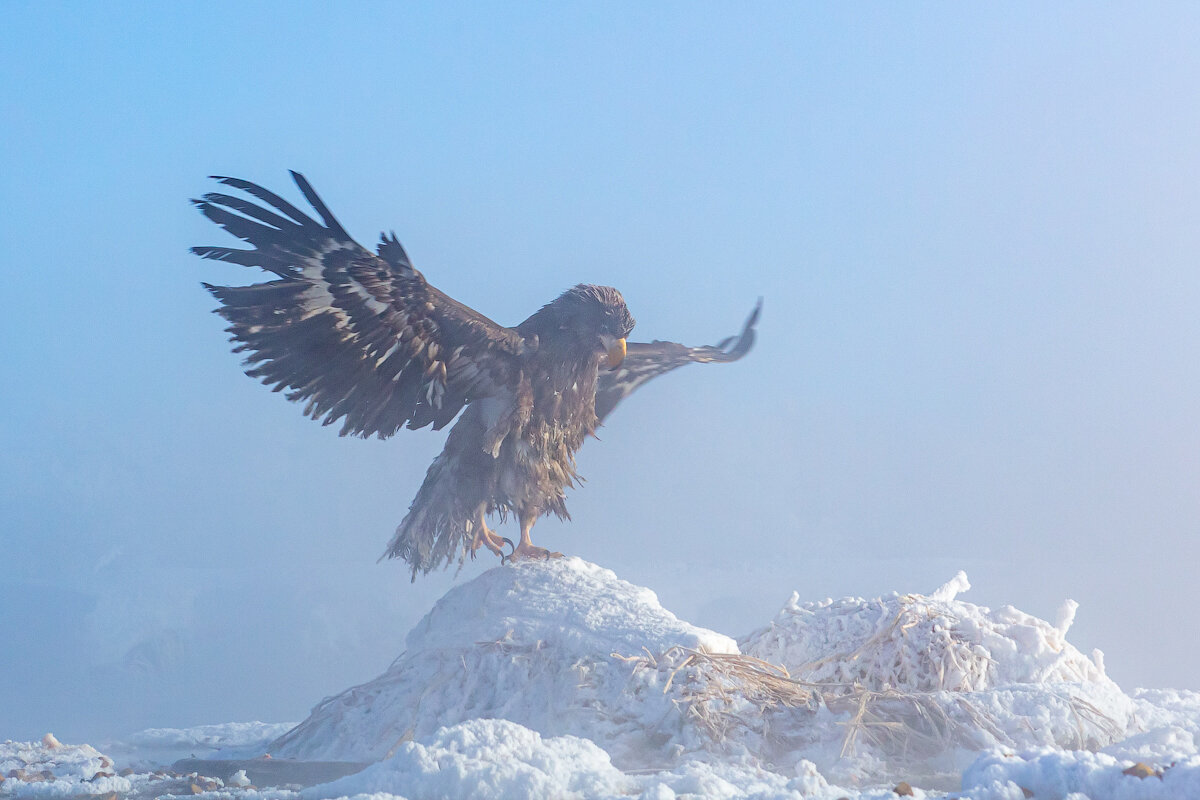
[301, 719, 632, 800]
[0, 736, 132, 797]
[961, 748, 1200, 800]
[269, 558, 739, 768]
[1107, 688, 1200, 765]
[269, 561, 1150, 790]
[740, 571, 1105, 692]
[1130, 688, 1200, 734]
[301, 719, 845, 800]
[737, 571, 1135, 786]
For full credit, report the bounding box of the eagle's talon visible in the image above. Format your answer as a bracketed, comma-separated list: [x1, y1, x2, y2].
[469, 521, 509, 561]
[496, 537, 517, 566]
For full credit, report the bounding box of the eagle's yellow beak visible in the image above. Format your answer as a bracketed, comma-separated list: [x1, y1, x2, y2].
[605, 337, 627, 370]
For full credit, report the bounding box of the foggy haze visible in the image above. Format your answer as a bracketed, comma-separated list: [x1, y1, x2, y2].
[2, 3, 1199, 743]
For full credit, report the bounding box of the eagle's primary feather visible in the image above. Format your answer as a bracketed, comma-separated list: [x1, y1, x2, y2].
[193, 172, 758, 577]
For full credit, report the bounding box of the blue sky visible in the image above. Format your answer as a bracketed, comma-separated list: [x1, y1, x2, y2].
[3, 3, 1200, 741]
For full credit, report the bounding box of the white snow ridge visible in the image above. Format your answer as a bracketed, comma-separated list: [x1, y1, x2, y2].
[268, 557, 740, 769]
[5, 558, 1200, 799]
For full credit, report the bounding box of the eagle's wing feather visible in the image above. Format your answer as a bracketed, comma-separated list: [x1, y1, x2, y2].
[193, 172, 525, 439]
[594, 299, 760, 422]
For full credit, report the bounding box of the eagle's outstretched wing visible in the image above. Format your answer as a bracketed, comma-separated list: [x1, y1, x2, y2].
[192, 172, 526, 439]
[594, 299, 760, 422]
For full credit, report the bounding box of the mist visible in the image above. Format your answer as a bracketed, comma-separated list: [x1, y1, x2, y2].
[2, 3, 1199, 743]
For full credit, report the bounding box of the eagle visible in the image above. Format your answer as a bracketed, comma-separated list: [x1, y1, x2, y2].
[192, 172, 758, 577]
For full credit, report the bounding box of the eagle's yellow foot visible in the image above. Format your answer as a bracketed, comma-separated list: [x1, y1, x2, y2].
[505, 542, 563, 563]
[506, 513, 561, 563]
[469, 525, 512, 560]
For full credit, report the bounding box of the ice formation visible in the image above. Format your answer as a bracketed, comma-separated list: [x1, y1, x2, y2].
[268, 558, 740, 769]
[265, 560, 1148, 789]
[737, 569, 1136, 785]
[740, 571, 1108, 691]
[3, 558, 1199, 800]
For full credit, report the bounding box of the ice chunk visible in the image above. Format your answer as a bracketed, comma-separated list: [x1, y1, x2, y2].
[930, 570, 971, 603]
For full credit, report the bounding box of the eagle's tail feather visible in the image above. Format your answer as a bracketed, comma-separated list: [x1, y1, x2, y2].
[381, 452, 476, 581]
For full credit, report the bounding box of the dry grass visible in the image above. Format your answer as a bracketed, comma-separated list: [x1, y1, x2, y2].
[615, 640, 1125, 761]
[616, 646, 820, 742]
[787, 596, 995, 694]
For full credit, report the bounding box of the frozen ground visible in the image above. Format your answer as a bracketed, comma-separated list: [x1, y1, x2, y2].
[3, 559, 1198, 799]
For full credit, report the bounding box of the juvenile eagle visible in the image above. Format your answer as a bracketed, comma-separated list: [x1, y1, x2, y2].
[192, 172, 758, 577]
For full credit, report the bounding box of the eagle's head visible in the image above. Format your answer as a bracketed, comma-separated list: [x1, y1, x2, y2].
[522, 284, 636, 369]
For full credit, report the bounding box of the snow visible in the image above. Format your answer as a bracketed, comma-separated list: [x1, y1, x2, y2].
[739, 568, 1111, 692]
[3, 558, 1199, 800]
[302, 720, 633, 800]
[300, 719, 857, 800]
[267, 558, 737, 769]
[0, 737, 130, 797]
[0, 723, 294, 798]
[102, 721, 297, 768]
[961, 749, 1200, 799]
[735, 567, 1136, 785]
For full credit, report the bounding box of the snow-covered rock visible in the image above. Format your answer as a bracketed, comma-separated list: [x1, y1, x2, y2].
[269, 558, 738, 768]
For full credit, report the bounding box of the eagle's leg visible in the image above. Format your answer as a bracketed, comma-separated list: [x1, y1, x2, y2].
[507, 510, 563, 562]
[469, 506, 512, 560]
